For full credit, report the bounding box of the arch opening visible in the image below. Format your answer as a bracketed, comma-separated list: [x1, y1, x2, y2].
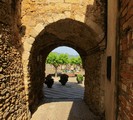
[44, 46, 85, 99]
[45, 46, 83, 76]
[26, 19, 105, 115]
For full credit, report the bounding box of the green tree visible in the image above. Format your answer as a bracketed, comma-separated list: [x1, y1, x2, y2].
[69, 56, 82, 71]
[76, 56, 82, 67]
[58, 54, 69, 64]
[46, 52, 60, 76]
[46, 52, 82, 75]
[70, 57, 77, 65]
[58, 54, 69, 70]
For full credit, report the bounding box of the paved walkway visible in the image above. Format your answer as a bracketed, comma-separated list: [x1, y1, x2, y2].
[43, 81, 84, 99]
[31, 77, 99, 120]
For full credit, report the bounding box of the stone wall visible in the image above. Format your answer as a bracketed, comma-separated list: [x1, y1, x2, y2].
[0, 0, 133, 119]
[27, 18, 105, 113]
[28, 51, 44, 113]
[21, 0, 94, 38]
[0, 1, 29, 119]
[21, 0, 105, 39]
[118, 0, 133, 119]
[21, 0, 107, 116]
[84, 51, 105, 117]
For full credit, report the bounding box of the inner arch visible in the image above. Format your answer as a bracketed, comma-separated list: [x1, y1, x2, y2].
[44, 46, 85, 99]
[27, 18, 104, 115]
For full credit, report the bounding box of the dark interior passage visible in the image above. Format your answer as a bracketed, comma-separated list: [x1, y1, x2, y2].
[28, 19, 105, 117]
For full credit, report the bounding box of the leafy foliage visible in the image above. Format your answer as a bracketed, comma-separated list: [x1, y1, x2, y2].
[46, 52, 60, 68]
[46, 52, 82, 76]
[76, 74, 84, 83]
[46, 53, 69, 76]
[58, 54, 69, 65]
[69, 56, 82, 66]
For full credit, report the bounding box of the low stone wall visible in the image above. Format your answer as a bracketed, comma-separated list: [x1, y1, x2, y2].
[118, 0, 133, 119]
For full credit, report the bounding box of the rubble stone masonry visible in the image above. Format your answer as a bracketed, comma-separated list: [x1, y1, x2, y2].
[21, 0, 106, 116]
[0, 0, 132, 119]
[0, 0, 120, 119]
[118, 0, 133, 119]
[0, 1, 29, 119]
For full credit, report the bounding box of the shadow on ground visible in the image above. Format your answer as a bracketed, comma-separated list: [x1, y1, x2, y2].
[31, 81, 100, 120]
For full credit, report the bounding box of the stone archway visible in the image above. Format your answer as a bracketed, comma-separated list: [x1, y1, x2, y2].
[22, 18, 105, 116]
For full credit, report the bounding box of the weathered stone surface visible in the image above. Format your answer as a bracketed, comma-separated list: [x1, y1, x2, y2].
[3, 112, 9, 119]
[2, 0, 132, 120]
[21, 0, 105, 41]
[0, 74, 4, 79]
[0, 1, 29, 119]
[118, 0, 133, 119]
[34, 23, 44, 33]
[22, 52, 30, 60]
[75, 14, 85, 22]
[23, 42, 32, 51]
[26, 37, 35, 45]
[0, 67, 3, 72]
[47, 0, 64, 3]
[20, 0, 106, 116]
[65, 0, 80, 3]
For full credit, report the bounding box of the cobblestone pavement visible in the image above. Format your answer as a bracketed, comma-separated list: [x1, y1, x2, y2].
[31, 77, 99, 120]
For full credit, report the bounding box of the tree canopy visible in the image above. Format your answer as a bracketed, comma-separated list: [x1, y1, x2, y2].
[46, 52, 82, 75]
[46, 52, 60, 69]
[58, 54, 69, 65]
[69, 56, 82, 66]
[46, 53, 69, 66]
[46, 53, 69, 76]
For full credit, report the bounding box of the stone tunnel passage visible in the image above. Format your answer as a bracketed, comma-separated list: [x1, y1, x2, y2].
[25, 19, 105, 116]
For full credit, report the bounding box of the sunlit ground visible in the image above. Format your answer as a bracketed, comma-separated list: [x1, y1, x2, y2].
[31, 100, 99, 120]
[31, 77, 99, 120]
[43, 77, 84, 99]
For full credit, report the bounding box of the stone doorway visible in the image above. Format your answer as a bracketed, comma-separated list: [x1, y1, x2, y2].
[22, 19, 105, 116]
